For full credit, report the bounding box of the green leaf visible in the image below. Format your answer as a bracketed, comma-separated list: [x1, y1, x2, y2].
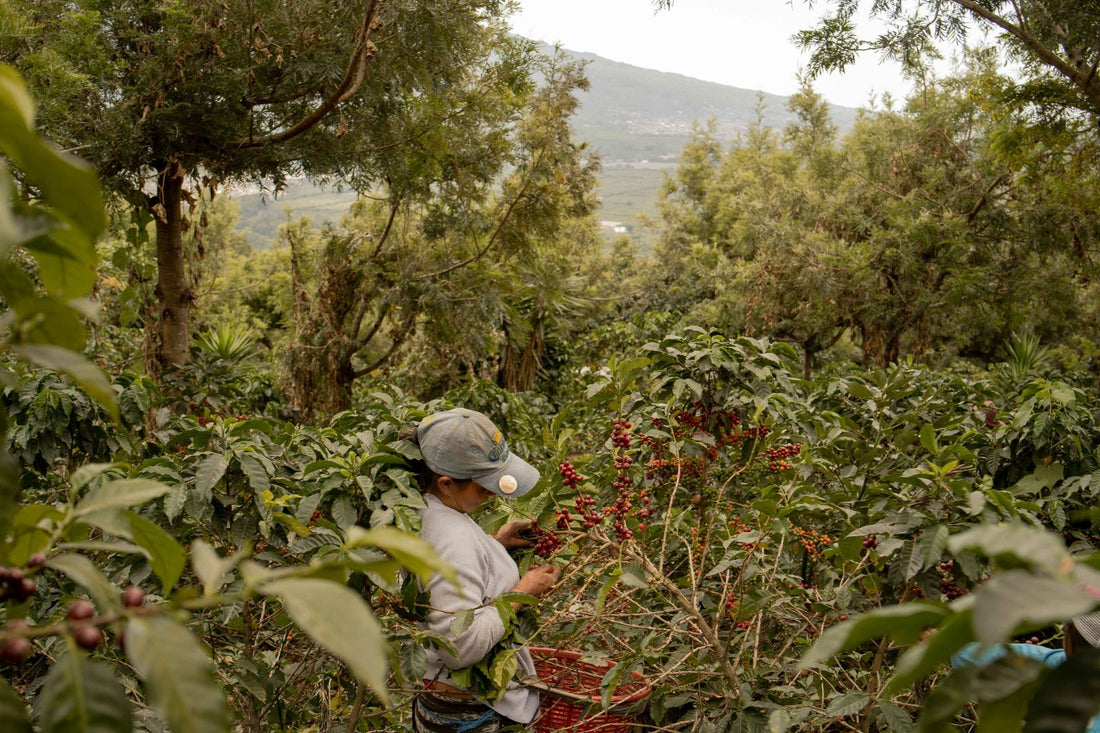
[919, 424, 938, 455]
[13, 346, 117, 420]
[195, 454, 228, 495]
[450, 609, 475, 636]
[0, 66, 33, 128]
[343, 526, 457, 587]
[886, 608, 975, 694]
[596, 570, 621, 616]
[917, 525, 949, 572]
[826, 692, 871, 717]
[190, 540, 243, 596]
[260, 577, 389, 703]
[895, 540, 924, 581]
[488, 648, 518, 699]
[1024, 646, 1100, 733]
[971, 571, 1096, 644]
[921, 655, 1045, 731]
[69, 464, 116, 492]
[56, 541, 145, 556]
[947, 524, 1071, 576]
[877, 700, 914, 733]
[46, 554, 122, 612]
[979, 691, 1032, 733]
[332, 497, 357, 530]
[600, 658, 629, 709]
[75, 479, 169, 518]
[450, 666, 473, 689]
[1049, 383, 1076, 406]
[400, 642, 427, 683]
[164, 484, 187, 522]
[0, 677, 31, 733]
[127, 511, 185, 594]
[1011, 463, 1065, 497]
[35, 653, 131, 733]
[0, 67, 104, 240]
[125, 616, 231, 733]
[238, 455, 269, 495]
[24, 226, 96, 296]
[848, 382, 874, 401]
[800, 602, 950, 668]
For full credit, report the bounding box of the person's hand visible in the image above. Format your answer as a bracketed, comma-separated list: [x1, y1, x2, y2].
[494, 519, 536, 550]
[513, 564, 562, 599]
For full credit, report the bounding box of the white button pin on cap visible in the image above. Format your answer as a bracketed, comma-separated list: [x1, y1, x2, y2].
[498, 475, 518, 495]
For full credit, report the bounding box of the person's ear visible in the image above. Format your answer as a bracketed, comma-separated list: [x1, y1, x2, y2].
[436, 476, 458, 494]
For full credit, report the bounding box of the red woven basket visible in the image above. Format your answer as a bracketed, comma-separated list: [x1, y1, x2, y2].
[529, 647, 651, 732]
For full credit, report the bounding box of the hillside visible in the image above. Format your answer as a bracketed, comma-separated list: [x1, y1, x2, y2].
[236, 44, 860, 248]
[565, 46, 858, 164]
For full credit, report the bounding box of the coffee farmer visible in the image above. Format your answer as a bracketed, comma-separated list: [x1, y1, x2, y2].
[951, 591, 1100, 733]
[409, 408, 560, 732]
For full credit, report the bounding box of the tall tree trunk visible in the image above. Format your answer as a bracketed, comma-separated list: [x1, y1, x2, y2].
[151, 159, 192, 368]
[801, 346, 815, 380]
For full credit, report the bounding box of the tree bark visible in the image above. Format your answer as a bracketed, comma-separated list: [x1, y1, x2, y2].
[151, 159, 193, 368]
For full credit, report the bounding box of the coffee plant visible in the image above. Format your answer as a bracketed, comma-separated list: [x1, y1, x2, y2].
[459, 330, 1100, 731]
[5, 60, 1100, 732]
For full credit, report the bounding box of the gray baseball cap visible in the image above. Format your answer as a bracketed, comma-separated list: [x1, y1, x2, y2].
[1073, 612, 1100, 647]
[1073, 584, 1100, 647]
[416, 408, 540, 498]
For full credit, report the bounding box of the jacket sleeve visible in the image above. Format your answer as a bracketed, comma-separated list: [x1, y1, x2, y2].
[423, 539, 507, 669]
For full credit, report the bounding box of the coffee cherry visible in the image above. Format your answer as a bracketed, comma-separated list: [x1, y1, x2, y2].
[16, 579, 36, 601]
[0, 637, 32, 663]
[27, 553, 47, 569]
[74, 625, 102, 651]
[0, 620, 31, 664]
[122, 587, 145, 608]
[68, 600, 95, 621]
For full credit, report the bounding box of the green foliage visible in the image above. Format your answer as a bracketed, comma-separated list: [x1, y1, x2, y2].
[0, 65, 462, 733]
[788, 0, 1100, 121]
[633, 53, 1100, 376]
[7, 15, 1100, 730]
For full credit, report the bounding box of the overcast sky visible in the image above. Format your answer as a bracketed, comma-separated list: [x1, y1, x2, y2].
[508, 0, 917, 109]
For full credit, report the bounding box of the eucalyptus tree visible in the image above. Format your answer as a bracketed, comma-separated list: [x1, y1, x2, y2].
[1, 0, 541, 371]
[643, 56, 1100, 370]
[280, 54, 601, 420]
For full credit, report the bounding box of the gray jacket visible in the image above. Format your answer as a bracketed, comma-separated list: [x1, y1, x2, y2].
[419, 493, 540, 724]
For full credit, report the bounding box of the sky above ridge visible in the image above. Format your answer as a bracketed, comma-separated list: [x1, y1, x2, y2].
[509, 0, 919, 109]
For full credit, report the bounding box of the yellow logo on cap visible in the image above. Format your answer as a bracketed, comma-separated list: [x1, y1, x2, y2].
[492, 430, 502, 443]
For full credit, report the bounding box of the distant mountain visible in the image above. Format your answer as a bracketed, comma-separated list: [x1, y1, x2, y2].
[561, 45, 860, 165]
[234, 45, 861, 247]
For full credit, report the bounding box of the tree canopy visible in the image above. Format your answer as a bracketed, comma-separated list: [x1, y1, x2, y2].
[1, 0, 555, 369]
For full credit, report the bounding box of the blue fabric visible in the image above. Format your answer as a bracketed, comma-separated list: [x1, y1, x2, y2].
[952, 643, 1100, 733]
[454, 710, 500, 732]
[951, 642, 1066, 669]
[413, 696, 502, 732]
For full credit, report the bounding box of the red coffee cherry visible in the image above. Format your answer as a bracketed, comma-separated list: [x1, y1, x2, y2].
[67, 600, 95, 621]
[0, 637, 32, 663]
[74, 625, 102, 651]
[26, 553, 47, 569]
[122, 587, 145, 608]
[16, 579, 36, 601]
[1, 620, 31, 664]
